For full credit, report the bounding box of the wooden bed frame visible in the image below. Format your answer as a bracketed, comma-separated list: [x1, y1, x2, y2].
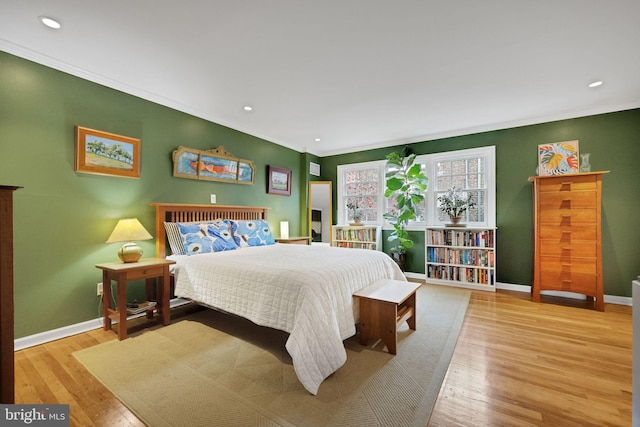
[149, 203, 270, 258]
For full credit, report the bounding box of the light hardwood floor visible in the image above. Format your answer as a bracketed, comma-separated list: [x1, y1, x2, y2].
[14, 290, 632, 426]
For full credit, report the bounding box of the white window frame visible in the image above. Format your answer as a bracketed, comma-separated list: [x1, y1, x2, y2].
[422, 146, 496, 228]
[336, 146, 496, 229]
[337, 160, 386, 225]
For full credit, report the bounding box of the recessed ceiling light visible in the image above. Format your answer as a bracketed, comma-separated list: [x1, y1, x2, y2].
[38, 16, 61, 29]
[315, 138, 321, 142]
[243, 106, 253, 111]
[588, 80, 603, 88]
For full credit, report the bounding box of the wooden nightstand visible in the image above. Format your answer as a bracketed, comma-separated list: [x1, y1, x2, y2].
[95, 258, 175, 340]
[275, 237, 312, 245]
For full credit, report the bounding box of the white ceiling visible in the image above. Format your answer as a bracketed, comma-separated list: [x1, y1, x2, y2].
[1, 1, 639, 156]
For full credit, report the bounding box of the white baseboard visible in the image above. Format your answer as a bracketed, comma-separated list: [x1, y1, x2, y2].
[418, 276, 633, 306]
[496, 282, 632, 306]
[14, 298, 191, 351]
[15, 278, 633, 351]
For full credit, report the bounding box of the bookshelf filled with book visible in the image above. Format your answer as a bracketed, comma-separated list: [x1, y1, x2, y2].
[332, 225, 382, 251]
[425, 227, 496, 292]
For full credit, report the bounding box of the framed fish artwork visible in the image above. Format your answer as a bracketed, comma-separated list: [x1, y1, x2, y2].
[537, 140, 579, 176]
[172, 146, 254, 185]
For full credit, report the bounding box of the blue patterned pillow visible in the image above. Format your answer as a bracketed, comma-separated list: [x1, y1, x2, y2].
[177, 220, 237, 255]
[230, 220, 275, 247]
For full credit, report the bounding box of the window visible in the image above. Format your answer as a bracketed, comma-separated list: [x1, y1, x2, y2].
[337, 160, 385, 224]
[337, 146, 495, 228]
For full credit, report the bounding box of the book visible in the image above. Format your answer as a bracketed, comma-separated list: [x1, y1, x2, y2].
[125, 301, 156, 315]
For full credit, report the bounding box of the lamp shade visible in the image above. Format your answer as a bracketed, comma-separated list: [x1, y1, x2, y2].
[106, 218, 153, 243]
[280, 221, 289, 239]
[106, 218, 153, 263]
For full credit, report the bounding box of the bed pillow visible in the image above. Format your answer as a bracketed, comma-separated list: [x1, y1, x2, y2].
[164, 222, 187, 255]
[177, 220, 238, 255]
[230, 220, 275, 247]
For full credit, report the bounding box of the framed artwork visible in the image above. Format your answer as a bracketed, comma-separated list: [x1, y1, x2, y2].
[267, 165, 292, 196]
[172, 146, 254, 185]
[238, 161, 254, 184]
[199, 153, 238, 182]
[538, 140, 579, 176]
[173, 147, 200, 179]
[75, 126, 140, 178]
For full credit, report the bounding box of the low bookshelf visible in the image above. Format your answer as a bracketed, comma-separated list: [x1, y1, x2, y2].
[332, 225, 382, 251]
[425, 227, 496, 292]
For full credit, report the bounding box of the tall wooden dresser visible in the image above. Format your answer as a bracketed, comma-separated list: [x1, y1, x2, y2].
[529, 172, 607, 311]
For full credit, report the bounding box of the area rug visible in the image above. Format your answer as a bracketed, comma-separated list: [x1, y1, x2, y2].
[74, 284, 470, 427]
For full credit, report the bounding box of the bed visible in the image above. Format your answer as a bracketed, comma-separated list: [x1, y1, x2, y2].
[149, 203, 406, 395]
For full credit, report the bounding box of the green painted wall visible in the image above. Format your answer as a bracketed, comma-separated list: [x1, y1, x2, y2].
[2, 50, 639, 340]
[320, 109, 640, 296]
[0, 52, 303, 338]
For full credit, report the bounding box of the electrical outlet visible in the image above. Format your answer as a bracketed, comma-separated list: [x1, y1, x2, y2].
[210, 194, 216, 204]
[97, 282, 103, 296]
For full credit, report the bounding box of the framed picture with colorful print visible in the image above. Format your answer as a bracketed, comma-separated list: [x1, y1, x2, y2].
[537, 140, 579, 176]
[267, 165, 291, 196]
[75, 126, 141, 178]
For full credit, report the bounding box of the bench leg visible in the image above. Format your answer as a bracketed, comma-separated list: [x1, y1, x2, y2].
[359, 299, 399, 355]
[406, 293, 417, 331]
[379, 302, 398, 355]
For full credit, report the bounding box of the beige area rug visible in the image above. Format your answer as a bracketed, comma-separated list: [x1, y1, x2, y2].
[74, 284, 470, 427]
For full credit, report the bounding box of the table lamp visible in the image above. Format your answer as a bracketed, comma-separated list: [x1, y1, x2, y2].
[106, 218, 153, 263]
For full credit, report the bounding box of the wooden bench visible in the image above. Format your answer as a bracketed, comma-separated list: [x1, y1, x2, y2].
[354, 279, 422, 355]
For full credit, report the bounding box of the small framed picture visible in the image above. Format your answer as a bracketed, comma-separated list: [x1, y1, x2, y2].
[538, 140, 579, 176]
[267, 165, 291, 196]
[75, 126, 141, 179]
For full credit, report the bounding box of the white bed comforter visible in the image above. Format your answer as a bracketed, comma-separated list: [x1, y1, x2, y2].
[172, 244, 405, 394]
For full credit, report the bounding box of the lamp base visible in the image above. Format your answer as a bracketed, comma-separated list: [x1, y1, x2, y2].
[118, 242, 143, 263]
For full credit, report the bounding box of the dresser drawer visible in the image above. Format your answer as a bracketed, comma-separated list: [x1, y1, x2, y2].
[539, 240, 596, 257]
[539, 208, 596, 225]
[540, 256, 597, 274]
[539, 225, 597, 241]
[537, 175, 598, 192]
[538, 191, 597, 209]
[539, 271, 597, 294]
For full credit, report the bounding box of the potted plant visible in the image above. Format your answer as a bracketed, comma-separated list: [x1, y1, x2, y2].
[437, 186, 476, 226]
[384, 147, 428, 270]
[346, 200, 362, 225]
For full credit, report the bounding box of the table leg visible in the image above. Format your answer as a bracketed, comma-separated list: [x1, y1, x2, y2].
[145, 278, 155, 320]
[102, 271, 111, 332]
[161, 266, 170, 326]
[116, 272, 128, 340]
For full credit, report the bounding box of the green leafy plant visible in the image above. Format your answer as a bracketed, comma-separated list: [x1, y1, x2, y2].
[384, 148, 428, 253]
[437, 186, 476, 219]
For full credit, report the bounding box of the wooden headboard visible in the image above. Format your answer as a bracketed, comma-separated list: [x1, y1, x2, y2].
[149, 203, 270, 258]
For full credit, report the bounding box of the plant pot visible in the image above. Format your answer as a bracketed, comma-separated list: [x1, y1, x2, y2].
[446, 216, 465, 227]
[390, 252, 406, 271]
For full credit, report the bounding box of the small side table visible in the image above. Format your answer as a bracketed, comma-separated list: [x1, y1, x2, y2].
[275, 237, 312, 245]
[95, 258, 176, 340]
